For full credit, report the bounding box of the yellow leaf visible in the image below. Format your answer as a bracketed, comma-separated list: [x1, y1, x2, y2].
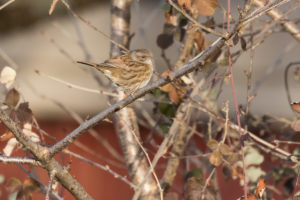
[209, 150, 223, 166]
[192, 0, 220, 16]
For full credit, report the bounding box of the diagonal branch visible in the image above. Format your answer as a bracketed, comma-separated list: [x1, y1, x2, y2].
[0, 109, 93, 200]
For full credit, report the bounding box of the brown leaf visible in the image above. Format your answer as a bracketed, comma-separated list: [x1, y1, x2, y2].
[240, 36, 247, 51]
[165, 13, 178, 26]
[191, 0, 220, 16]
[157, 34, 174, 50]
[16, 102, 33, 125]
[178, 0, 192, 9]
[161, 70, 187, 104]
[207, 139, 219, 150]
[194, 31, 205, 51]
[255, 178, 266, 198]
[209, 150, 223, 166]
[5, 88, 20, 108]
[232, 165, 244, 180]
[237, 194, 257, 200]
[291, 102, 300, 113]
[233, 33, 239, 45]
[0, 131, 14, 141]
[219, 143, 231, 155]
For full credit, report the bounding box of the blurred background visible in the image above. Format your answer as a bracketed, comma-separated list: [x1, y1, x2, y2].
[0, 0, 299, 120]
[0, 0, 299, 199]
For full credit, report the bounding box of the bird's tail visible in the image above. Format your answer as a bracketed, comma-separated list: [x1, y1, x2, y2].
[77, 61, 99, 68]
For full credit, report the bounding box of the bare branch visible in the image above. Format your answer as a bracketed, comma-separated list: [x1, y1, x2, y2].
[0, 155, 41, 166]
[252, 0, 300, 41]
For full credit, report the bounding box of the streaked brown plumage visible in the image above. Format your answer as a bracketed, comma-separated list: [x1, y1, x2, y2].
[77, 49, 153, 93]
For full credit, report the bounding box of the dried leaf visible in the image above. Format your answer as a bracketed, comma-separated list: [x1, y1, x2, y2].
[194, 31, 205, 51]
[178, 0, 192, 9]
[5, 88, 20, 108]
[291, 102, 300, 113]
[191, 0, 220, 16]
[232, 165, 244, 180]
[0, 131, 14, 142]
[165, 13, 178, 26]
[207, 139, 218, 150]
[160, 70, 187, 104]
[0, 66, 16, 89]
[240, 36, 247, 51]
[23, 178, 40, 191]
[255, 178, 266, 198]
[237, 194, 256, 200]
[157, 34, 174, 50]
[233, 33, 239, 45]
[209, 150, 223, 166]
[16, 102, 33, 125]
[219, 143, 231, 155]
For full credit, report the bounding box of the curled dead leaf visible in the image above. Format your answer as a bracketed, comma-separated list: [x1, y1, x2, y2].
[194, 31, 205, 51]
[291, 102, 300, 113]
[191, 0, 220, 16]
[160, 70, 188, 104]
[207, 139, 219, 150]
[209, 150, 223, 166]
[5, 88, 20, 108]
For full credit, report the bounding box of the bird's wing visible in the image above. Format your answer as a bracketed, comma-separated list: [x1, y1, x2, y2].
[102, 57, 128, 69]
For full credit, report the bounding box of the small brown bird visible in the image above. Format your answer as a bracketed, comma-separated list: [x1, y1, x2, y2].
[78, 49, 153, 93]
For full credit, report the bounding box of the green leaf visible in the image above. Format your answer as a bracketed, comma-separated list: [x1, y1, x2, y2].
[159, 123, 171, 133]
[162, 4, 171, 13]
[158, 103, 175, 118]
[185, 168, 204, 183]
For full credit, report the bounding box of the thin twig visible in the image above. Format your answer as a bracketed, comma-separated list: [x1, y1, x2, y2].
[252, 0, 300, 41]
[0, 155, 41, 166]
[167, 0, 224, 37]
[35, 70, 118, 97]
[60, 0, 128, 52]
[242, 0, 293, 26]
[0, 0, 14, 11]
[64, 150, 135, 189]
[46, 170, 56, 200]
